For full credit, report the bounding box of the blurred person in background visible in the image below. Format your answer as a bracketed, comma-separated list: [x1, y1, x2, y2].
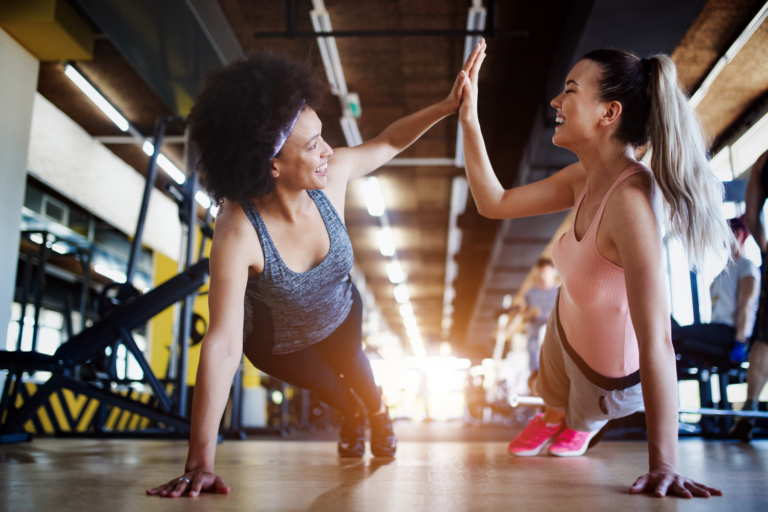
[522, 258, 559, 394]
[671, 216, 760, 364]
[732, 148, 768, 442]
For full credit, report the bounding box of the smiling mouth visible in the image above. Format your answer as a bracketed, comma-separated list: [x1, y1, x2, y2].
[315, 163, 328, 174]
[555, 116, 566, 125]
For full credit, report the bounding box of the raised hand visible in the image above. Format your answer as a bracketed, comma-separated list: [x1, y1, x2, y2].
[443, 39, 487, 114]
[147, 468, 230, 498]
[459, 39, 487, 124]
[629, 471, 723, 499]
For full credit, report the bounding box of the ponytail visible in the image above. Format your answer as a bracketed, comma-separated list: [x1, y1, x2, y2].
[646, 55, 734, 270]
[582, 49, 734, 270]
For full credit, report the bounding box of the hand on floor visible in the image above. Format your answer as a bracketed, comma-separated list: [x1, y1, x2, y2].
[629, 471, 723, 498]
[146, 468, 230, 498]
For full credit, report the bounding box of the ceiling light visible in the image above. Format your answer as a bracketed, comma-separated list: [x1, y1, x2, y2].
[394, 284, 410, 303]
[386, 260, 406, 284]
[210, 204, 220, 217]
[195, 191, 212, 208]
[142, 141, 186, 184]
[376, 227, 396, 256]
[442, 317, 452, 330]
[403, 315, 418, 330]
[65, 65, 129, 132]
[399, 303, 414, 318]
[361, 177, 385, 216]
[94, 264, 127, 283]
[51, 242, 68, 254]
[409, 336, 426, 358]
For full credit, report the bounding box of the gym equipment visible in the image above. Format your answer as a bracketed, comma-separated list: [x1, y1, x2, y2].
[0, 116, 214, 442]
[0, 259, 209, 442]
[507, 394, 768, 419]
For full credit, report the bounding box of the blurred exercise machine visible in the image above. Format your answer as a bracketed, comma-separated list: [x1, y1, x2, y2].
[0, 117, 214, 443]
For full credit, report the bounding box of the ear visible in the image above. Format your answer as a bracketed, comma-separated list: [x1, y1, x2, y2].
[271, 160, 280, 179]
[599, 100, 622, 127]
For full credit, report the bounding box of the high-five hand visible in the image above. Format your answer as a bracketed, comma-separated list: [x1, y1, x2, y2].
[443, 39, 487, 114]
[459, 39, 487, 124]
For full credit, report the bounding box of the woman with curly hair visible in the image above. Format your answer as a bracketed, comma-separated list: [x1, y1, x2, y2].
[460, 41, 725, 498]
[147, 44, 484, 498]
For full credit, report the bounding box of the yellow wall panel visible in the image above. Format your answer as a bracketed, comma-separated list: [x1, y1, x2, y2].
[0, 0, 94, 61]
[150, 227, 212, 386]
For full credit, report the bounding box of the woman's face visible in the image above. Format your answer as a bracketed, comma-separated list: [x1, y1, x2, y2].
[550, 59, 618, 151]
[272, 107, 333, 191]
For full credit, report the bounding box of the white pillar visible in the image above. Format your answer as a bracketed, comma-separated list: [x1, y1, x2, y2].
[0, 29, 39, 348]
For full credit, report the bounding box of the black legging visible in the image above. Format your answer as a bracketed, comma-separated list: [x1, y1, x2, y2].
[242, 284, 381, 417]
[671, 321, 735, 360]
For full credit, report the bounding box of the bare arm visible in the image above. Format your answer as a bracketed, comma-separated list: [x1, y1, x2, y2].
[610, 184, 721, 498]
[458, 41, 580, 220]
[326, 42, 486, 191]
[735, 275, 758, 342]
[745, 151, 768, 253]
[148, 218, 251, 498]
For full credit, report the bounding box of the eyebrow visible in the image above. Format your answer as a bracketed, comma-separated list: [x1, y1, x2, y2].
[566, 79, 579, 86]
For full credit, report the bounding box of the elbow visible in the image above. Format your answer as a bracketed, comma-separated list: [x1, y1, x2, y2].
[476, 204, 500, 219]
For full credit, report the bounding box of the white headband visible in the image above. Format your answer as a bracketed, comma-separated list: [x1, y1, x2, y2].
[271, 100, 306, 159]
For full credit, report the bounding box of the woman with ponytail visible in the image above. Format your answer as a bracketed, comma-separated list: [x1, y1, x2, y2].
[459, 41, 727, 498]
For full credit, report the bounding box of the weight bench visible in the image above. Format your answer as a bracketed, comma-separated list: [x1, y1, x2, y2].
[676, 343, 748, 436]
[0, 259, 209, 443]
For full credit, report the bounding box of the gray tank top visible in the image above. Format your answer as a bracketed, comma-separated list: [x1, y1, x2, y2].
[239, 190, 354, 354]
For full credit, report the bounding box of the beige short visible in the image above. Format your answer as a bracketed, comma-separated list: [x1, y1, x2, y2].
[536, 293, 645, 433]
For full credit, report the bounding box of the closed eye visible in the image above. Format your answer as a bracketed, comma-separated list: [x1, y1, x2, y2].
[565, 89, 575, 94]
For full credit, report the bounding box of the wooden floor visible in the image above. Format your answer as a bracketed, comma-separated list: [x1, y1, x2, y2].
[0, 436, 766, 511]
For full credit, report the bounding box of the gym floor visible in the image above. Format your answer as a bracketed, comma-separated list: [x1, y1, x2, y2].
[1, 435, 765, 511]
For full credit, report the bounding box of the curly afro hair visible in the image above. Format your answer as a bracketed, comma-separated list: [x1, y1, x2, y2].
[189, 52, 328, 204]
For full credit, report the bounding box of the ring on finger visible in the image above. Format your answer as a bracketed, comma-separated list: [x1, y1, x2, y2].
[178, 477, 191, 484]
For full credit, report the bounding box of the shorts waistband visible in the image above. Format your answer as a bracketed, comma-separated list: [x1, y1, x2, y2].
[555, 291, 641, 391]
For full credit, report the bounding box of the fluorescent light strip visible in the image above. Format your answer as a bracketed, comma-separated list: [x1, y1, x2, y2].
[142, 141, 187, 185]
[399, 303, 414, 318]
[690, 1, 768, 108]
[94, 264, 127, 283]
[376, 227, 396, 256]
[195, 191, 212, 209]
[386, 260, 406, 284]
[394, 284, 410, 303]
[361, 177, 386, 216]
[64, 65, 129, 132]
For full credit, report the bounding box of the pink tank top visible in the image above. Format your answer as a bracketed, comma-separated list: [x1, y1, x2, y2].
[551, 163, 650, 378]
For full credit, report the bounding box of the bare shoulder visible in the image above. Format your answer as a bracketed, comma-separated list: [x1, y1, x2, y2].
[606, 168, 661, 236]
[210, 200, 262, 269]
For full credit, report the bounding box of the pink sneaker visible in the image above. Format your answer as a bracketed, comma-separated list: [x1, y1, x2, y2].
[508, 414, 564, 457]
[547, 426, 599, 457]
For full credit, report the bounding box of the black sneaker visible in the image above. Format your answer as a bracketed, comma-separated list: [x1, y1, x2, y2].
[369, 408, 397, 457]
[338, 411, 365, 457]
[729, 417, 755, 443]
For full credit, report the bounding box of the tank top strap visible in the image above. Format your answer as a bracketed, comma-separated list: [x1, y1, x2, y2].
[238, 199, 277, 261]
[588, 164, 649, 239]
[308, 189, 346, 231]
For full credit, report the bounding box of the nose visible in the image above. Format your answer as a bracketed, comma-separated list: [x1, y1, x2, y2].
[550, 92, 563, 110]
[321, 138, 333, 159]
